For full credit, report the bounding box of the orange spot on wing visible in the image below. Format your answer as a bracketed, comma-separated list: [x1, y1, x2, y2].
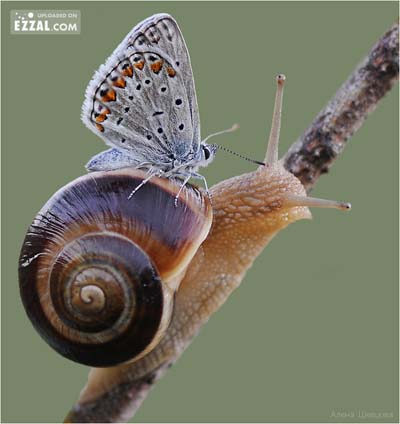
[167, 67, 176, 77]
[134, 61, 145, 70]
[122, 66, 133, 77]
[151, 60, 163, 74]
[112, 78, 126, 88]
[95, 113, 107, 123]
[96, 123, 104, 132]
[102, 89, 116, 102]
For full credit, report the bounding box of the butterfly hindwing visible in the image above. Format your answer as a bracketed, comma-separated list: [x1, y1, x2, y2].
[82, 13, 201, 166]
[85, 148, 141, 171]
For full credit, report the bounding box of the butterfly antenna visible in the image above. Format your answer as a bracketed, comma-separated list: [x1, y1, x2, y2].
[202, 123, 240, 144]
[216, 145, 266, 166]
[203, 123, 265, 166]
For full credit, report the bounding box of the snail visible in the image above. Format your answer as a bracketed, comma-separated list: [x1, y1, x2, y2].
[19, 171, 212, 367]
[19, 76, 350, 420]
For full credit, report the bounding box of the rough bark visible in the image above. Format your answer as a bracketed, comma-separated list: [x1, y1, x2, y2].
[283, 21, 399, 192]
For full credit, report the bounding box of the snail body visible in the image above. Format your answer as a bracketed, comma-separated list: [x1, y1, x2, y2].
[19, 170, 212, 367]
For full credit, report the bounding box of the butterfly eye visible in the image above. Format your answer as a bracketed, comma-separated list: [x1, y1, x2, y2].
[203, 146, 211, 161]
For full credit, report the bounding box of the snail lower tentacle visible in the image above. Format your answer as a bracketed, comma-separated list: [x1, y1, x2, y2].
[19, 169, 212, 367]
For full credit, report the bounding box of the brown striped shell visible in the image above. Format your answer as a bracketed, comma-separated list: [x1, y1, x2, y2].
[18, 169, 212, 367]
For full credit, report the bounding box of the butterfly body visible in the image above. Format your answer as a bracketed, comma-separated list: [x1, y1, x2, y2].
[82, 13, 216, 183]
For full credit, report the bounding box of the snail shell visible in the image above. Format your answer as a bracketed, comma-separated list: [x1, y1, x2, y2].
[19, 169, 212, 367]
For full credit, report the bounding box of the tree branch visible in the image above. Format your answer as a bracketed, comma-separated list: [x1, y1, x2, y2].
[65, 366, 168, 423]
[283, 21, 399, 192]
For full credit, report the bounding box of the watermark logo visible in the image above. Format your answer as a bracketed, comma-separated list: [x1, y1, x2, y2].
[10, 10, 80, 34]
[329, 410, 394, 420]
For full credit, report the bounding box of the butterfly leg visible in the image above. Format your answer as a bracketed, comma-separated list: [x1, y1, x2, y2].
[133, 162, 153, 171]
[190, 172, 212, 204]
[174, 174, 192, 207]
[128, 170, 162, 200]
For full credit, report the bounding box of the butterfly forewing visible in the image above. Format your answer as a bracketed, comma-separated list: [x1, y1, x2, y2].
[82, 13, 201, 165]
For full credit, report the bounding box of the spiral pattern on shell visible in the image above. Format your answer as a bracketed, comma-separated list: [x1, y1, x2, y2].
[19, 169, 212, 367]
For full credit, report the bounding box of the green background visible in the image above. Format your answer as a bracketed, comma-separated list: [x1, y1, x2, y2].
[1, 1, 398, 422]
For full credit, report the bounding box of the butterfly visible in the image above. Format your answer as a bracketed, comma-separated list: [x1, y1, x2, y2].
[81, 13, 231, 199]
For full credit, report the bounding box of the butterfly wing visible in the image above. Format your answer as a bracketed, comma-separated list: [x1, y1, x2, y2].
[82, 13, 201, 165]
[85, 148, 143, 171]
